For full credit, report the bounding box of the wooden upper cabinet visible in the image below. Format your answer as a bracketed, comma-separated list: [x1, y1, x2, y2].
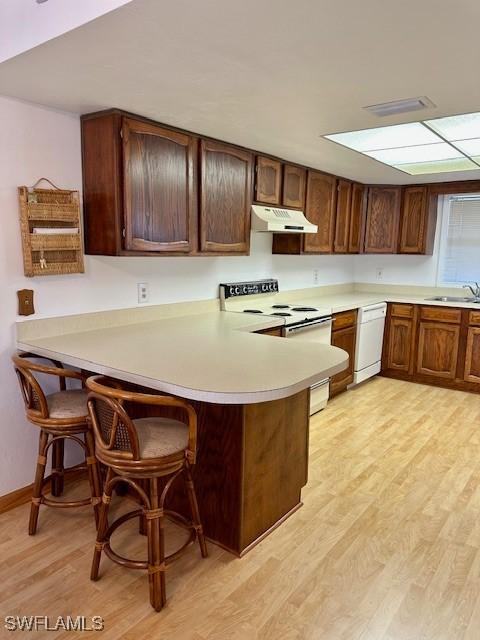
[399, 186, 437, 255]
[255, 156, 282, 205]
[200, 139, 253, 253]
[334, 180, 352, 253]
[348, 183, 366, 253]
[364, 186, 402, 254]
[302, 171, 337, 253]
[122, 118, 197, 253]
[282, 165, 306, 209]
[416, 321, 460, 379]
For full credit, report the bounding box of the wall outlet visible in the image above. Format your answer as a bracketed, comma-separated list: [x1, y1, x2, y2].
[313, 269, 319, 285]
[375, 268, 384, 281]
[137, 282, 149, 304]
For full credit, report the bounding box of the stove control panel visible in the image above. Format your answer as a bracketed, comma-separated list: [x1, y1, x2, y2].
[219, 279, 279, 299]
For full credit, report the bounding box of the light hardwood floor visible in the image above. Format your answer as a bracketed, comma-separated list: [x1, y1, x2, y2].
[1, 377, 480, 639]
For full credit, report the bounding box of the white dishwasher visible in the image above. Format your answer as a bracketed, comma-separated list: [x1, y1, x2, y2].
[351, 302, 387, 386]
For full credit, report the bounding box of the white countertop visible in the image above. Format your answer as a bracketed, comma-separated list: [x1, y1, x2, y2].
[17, 311, 348, 405]
[292, 291, 480, 314]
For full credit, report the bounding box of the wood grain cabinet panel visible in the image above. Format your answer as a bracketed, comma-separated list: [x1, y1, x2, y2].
[420, 306, 462, 324]
[391, 303, 414, 319]
[399, 186, 428, 254]
[348, 183, 366, 253]
[122, 118, 197, 253]
[385, 317, 414, 373]
[303, 171, 337, 253]
[330, 323, 356, 397]
[334, 180, 352, 253]
[416, 322, 460, 379]
[364, 186, 402, 254]
[464, 327, 480, 384]
[282, 165, 306, 209]
[255, 156, 282, 205]
[200, 139, 253, 254]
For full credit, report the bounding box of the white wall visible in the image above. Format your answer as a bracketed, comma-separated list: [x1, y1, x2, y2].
[0, 0, 132, 63]
[0, 94, 354, 496]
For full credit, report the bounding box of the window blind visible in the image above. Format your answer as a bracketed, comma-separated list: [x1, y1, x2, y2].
[440, 196, 480, 284]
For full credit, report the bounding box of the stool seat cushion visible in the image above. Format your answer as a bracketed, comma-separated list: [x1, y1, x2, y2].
[46, 389, 88, 420]
[133, 417, 189, 458]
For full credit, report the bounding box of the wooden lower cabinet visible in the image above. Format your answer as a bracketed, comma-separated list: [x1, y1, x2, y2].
[381, 303, 480, 393]
[385, 317, 414, 373]
[416, 322, 460, 379]
[330, 310, 357, 397]
[464, 327, 480, 383]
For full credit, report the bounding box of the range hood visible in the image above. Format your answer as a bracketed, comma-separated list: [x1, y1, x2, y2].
[251, 205, 318, 234]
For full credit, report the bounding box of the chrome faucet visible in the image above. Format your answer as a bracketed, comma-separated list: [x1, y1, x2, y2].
[463, 282, 480, 298]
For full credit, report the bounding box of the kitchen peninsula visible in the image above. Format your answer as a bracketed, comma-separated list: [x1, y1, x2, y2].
[16, 305, 347, 555]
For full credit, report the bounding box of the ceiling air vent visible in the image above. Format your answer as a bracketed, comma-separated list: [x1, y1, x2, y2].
[364, 96, 435, 117]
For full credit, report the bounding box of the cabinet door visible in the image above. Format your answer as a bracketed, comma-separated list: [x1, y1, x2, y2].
[303, 171, 337, 253]
[255, 156, 282, 205]
[348, 183, 365, 253]
[399, 186, 428, 254]
[416, 322, 460, 379]
[122, 118, 197, 253]
[364, 187, 401, 254]
[200, 140, 253, 253]
[334, 179, 352, 253]
[330, 325, 356, 396]
[385, 317, 414, 372]
[464, 327, 480, 384]
[282, 165, 306, 209]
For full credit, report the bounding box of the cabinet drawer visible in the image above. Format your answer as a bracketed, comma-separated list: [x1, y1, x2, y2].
[469, 311, 480, 326]
[420, 306, 461, 324]
[390, 303, 414, 318]
[332, 309, 357, 331]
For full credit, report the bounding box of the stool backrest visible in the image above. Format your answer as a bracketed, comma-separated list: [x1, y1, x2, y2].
[12, 352, 84, 422]
[86, 376, 198, 464]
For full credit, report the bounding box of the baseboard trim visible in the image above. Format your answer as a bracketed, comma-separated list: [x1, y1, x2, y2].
[0, 464, 87, 515]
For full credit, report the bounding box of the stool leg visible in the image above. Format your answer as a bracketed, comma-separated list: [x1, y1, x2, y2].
[84, 430, 101, 527]
[91, 468, 114, 581]
[51, 438, 65, 497]
[29, 430, 49, 535]
[147, 477, 166, 611]
[184, 462, 208, 558]
[139, 514, 147, 536]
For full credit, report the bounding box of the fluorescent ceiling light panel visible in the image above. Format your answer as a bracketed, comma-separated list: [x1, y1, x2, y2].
[324, 110, 480, 175]
[394, 158, 478, 175]
[325, 122, 441, 152]
[449, 137, 480, 156]
[366, 143, 461, 165]
[424, 112, 480, 141]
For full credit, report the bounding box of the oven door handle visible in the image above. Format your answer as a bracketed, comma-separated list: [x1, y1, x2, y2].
[285, 317, 332, 334]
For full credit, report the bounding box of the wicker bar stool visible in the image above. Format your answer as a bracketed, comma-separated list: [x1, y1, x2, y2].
[12, 353, 102, 535]
[86, 376, 208, 612]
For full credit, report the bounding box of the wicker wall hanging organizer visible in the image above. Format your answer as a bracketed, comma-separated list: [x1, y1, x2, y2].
[18, 178, 84, 277]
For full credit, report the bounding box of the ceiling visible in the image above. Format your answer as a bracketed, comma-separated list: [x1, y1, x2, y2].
[1, 0, 480, 184]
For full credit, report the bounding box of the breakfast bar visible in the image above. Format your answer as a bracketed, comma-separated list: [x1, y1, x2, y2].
[16, 307, 348, 555]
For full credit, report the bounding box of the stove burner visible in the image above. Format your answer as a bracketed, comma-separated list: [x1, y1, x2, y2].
[271, 304, 290, 309]
[292, 306, 318, 312]
[271, 312, 292, 317]
[243, 309, 263, 314]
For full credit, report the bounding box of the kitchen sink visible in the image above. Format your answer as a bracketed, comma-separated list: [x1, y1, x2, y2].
[425, 295, 480, 303]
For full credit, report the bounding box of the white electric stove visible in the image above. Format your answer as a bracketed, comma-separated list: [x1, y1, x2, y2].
[219, 279, 333, 414]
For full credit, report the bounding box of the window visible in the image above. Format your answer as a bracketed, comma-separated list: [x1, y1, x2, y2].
[437, 194, 480, 285]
